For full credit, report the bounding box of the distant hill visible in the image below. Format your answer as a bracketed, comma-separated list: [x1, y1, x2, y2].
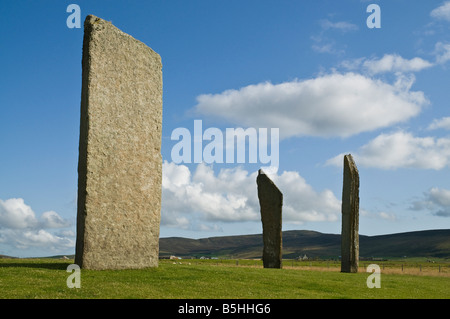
[2, 230, 448, 260]
[159, 229, 450, 259]
[0, 255, 17, 259]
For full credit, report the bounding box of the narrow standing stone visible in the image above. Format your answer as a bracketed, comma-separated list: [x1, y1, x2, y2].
[75, 15, 163, 270]
[257, 169, 283, 269]
[341, 154, 359, 273]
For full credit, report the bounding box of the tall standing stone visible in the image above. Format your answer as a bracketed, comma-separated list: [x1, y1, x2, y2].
[75, 15, 163, 270]
[257, 169, 283, 269]
[341, 154, 359, 273]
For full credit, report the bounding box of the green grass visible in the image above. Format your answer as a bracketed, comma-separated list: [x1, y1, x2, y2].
[0, 258, 449, 299]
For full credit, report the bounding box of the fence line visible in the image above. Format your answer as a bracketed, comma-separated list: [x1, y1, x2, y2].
[167, 259, 450, 276]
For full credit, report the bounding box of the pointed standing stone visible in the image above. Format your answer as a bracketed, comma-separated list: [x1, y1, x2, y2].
[341, 154, 359, 273]
[75, 15, 163, 270]
[257, 169, 283, 269]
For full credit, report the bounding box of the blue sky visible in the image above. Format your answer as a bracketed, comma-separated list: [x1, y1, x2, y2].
[1, 1, 450, 257]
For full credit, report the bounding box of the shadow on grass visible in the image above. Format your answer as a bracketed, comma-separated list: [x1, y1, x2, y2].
[0, 260, 72, 270]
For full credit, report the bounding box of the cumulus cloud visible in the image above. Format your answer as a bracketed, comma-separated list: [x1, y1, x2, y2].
[430, 1, 450, 22]
[0, 198, 73, 254]
[194, 73, 427, 139]
[411, 187, 450, 217]
[434, 42, 450, 64]
[22, 230, 73, 248]
[362, 54, 433, 74]
[361, 209, 397, 221]
[161, 161, 340, 230]
[0, 229, 74, 251]
[0, 198, 37, 229]
[40, 211, 71, 228]
[327, 131, 450, 170]
[271, 171, 341, 223]
[162, 161, 260, 229]
[341, 54, 434, 74]
[342, 46, 450, 75]
[428, 116, 450, 130]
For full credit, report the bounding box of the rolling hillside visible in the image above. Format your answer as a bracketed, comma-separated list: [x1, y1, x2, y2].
[159, 229, 450, 259]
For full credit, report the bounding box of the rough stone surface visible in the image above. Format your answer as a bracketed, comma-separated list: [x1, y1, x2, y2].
[75, 15, 163, 270]
[257, 169, 283, 269]
[341, 154, 359, 273]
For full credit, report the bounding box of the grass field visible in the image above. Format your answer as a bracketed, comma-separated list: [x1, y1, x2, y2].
[0, 258, 449, 299]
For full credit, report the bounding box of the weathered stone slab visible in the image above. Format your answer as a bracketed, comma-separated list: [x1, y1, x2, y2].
[341, 154, 359, 273]
[257, 169, 283, 269]
[75, 15, 163, 270]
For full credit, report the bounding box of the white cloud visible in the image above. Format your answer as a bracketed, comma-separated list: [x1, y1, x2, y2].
[429, 188, 450, 207]
[0, 198, 73, 254]
[430, 1, 450, 22]
[327, 131, 450, 170]
[0, 229, 74, 251]
[162, 161, 260, 227]
[361, 209, 397, 221]
[342, 54, 433, 74]
[21, 230, 74, 248]
[312, 41, 340, 54]
[161, 161, 340, 230]
[362, 54, 433, 74]
[194, 73, 427, 139]
[378, 212, 397, 221]
[428, 116, 450, 130]
[310, 19, 357, 55]
[434, 42, 450, 64]
[40, 211, 71, 228]
[271, 171, 341, 223]
[0, 198, 38, 229]
[319, 19, 358, 32]
[411, 187, 450, 217]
